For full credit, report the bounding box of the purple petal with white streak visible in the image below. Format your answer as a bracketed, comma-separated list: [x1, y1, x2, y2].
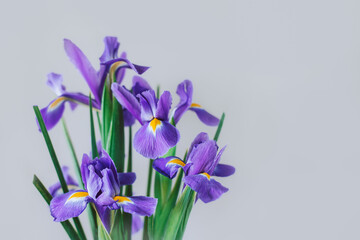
[115, 196, 157, 216]
[46, 73, 66, 96]
[133, 121, 180, 159]
[138, 90, 157, 122]
[99, 36, 120, 63]
[183, 174, 228, 203]
[152, 156, 184, 179]
[50, 190, 91, 222]
[186, 140, 218, 175]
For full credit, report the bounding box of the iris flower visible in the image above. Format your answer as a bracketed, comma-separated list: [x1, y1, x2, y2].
[152, 132, 235, 203]
[173, 80, 220, 126]
[50, 149, 157, 232]
[112, 83, 180, 159]
[40, 37, 148, 130]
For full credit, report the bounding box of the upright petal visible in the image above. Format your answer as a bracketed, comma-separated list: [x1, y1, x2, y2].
[50, 190, 91, 222]
[132, 76, 152, 96]
[213, 164, 235, 177]
[138, 90, 157, 122]
[64, 39, 100, 103]
[189, 106, 219, 126]
[186, 140, 218, 176]
[173, 80, 193, 124]
[187, 132, 209, 158]
[87, 165, 103, 198]
[183, 174, 228, 203]
[155, 91, 172, 121]
[153, 156, 185, 179]
[46, 73, 66, 96]
[99, 36, 120, 63]
[118, 172, 136, 186]
[133, 121, 180, 159]
[111, 196, 157, 217]
[80, 154, 92, 189]
[112, 83, 142, 124]
[208, 146, 226, 175]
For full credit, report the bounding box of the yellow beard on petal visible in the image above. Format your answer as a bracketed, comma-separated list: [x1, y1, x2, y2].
[68, 191, 89, 200]
[49, 96, 68, 109]
[113, 196, 132, 203]
[167, 158, 186, 167]
[201, 172, 211, 180]
[190, 103, 202, 108]
[149, 118, 161, 132]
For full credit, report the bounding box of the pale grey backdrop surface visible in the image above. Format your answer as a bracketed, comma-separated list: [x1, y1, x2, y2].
[2, 0, 360, 239]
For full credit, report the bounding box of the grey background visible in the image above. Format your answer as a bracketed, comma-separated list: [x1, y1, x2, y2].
[1, 0, 360, 239]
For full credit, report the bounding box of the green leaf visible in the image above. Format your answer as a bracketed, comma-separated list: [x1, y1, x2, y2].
[33, 106, 68, 193]
[89, 95, 99, 159]
[108, 97, 125, 173]
[110, 210, 124, 240]
[214, 113, 225, 142]
[97, 214, 112, 240]
[101, 80, 113, 148]
[123, 127, 133, 240]
[164, 187, 196, 240]
[33, 175, 80, 240]
[34, 106, 87, 239]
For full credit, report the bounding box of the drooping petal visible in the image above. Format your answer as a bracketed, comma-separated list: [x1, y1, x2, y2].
[112, 83, 142, 124]
[189, 106, 219, 126]
[39, 97, 66, 131]
[132, 76, 152, 96]
[49, 166, 78, 197]
[99, 36, 120, 63]
[183, 174, 228, 203]
[46, 73, 66, 96]
[102, 58, 149, 76]
[64, 39, 100, 103]
[133, 120, 180, 159]
[123, 108, 136, 127]
[153, 156, 185, 179]
[50, 190, 91, 222]
[132, 214, 142, 234]
[95, 203, 112, 233]
[186, 140, 218, 176]
[155, 91, 172, 121]
[138, 90, 157, 122]
[111, 196, 157, 217]
[173, 80, 193, 124]
[213, 164, 235, 177]
[118, 172, 136, 186]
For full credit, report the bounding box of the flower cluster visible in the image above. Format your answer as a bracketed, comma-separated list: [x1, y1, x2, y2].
[34, 36, 234, 240]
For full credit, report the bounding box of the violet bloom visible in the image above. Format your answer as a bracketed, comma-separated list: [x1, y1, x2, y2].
[49, 166, 79, 197]
[112, 83, 180, 159]
[50, 149, 156, 232]
[173, 80, 219, 126]
[153, 132, 235, 203]
[40, 37, 148, 130]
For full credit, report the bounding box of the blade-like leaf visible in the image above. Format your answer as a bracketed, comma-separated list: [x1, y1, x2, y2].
[214, 113, 225, 142]
[89, 95, 99, 159]
[101, 80, 113, 149]
[33, 175, 80, 240]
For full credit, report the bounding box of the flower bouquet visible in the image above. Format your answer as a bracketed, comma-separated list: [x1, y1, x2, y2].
[33, 37, 235, 240]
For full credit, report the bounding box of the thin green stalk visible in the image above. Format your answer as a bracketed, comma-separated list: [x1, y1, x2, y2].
[89, 95, 99, 158]
[214, 113, 225, 141]
[143, 158, 154, 240]
[33, 175, 80, 240]
[123, 127, 133, 240]
[96, 111, 102, 137]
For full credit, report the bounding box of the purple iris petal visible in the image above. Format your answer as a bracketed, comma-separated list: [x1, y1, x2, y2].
[183, 174, 228, 203]
[188, 132, 209, 158]
[155, 91, 172, 121]
[118, 172, 136, 186]
[46, 73, 66, 96]
[186, 140, 218, 176]
[99, 36, 120, 63]
[138, 90, 157, 122]
[111, 196, 157, 217]
[112, 83, 142, 124]
[50, 190, 91, 222]
[95, 203, 112, 233]
[189, 107, 219, 126]
[86, 165, 103, 198]
[152, 156, 185, 179]
[173, 80, 193, 124]
[39, 97, 66, 131]
[132, 214, 142, 234]
[97, 169, 119, 206]
[123, 108, 136, 127]
[49, 166, 78, 197]
[132, 76, 152, 96]
[208, 146, 226, 175]
[64, 39, 100, 104]
[133, 121, 180, 159]
[213, 164, 235, 177]
[102, 58, 149, 75]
